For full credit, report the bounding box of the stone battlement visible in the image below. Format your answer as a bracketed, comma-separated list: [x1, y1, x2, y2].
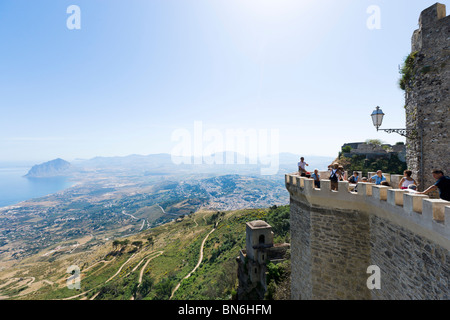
[285, 173, 450, 246]
[286, 173, 450, 299]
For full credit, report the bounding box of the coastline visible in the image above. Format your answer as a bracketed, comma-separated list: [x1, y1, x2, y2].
[0, 167, 79, 210]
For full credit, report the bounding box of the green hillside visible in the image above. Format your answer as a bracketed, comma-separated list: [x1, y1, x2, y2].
[0, 205, 290, 301]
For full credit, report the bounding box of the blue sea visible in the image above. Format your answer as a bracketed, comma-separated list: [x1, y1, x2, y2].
[0, 166, 75, 208]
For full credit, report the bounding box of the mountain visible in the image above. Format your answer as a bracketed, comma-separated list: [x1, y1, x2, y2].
[24, 158, 72, 178]
[74, 152, 334, 175]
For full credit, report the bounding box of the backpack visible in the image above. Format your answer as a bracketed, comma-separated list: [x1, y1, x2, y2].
[330, 169, 338, 182]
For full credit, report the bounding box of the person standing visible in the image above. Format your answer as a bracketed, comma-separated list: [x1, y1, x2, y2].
[311, 169, 321, 188]
[298, 157, 309, 177]
[418, 170, 450, 201]
[330, 163, 340, 191]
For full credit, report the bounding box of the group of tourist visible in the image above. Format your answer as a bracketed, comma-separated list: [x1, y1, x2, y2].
[297, 157, 450, 201]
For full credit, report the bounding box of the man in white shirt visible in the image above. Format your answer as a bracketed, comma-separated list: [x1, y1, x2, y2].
[298, 157, 309, 177]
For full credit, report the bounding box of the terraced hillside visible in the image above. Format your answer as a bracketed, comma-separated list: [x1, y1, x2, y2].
[0, 206, 290, 300]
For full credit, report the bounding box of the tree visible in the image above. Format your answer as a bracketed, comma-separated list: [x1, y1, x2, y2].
[365, 139, 383, 146]
[132, 241, 143, 249]
[147, 236, 154, 247]
[134, 275, 154, 300]
[153, 277, 174, 300]
[112, 240, 120, 250]
[342, 146, 352, 153]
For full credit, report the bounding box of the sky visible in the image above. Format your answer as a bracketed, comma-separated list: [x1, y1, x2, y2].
[0, 0, 447, 163]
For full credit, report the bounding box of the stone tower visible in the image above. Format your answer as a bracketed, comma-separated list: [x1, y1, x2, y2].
[236, 220, 289, 300]
[245, 220, 274, 263]
[405, 3, 450, 190]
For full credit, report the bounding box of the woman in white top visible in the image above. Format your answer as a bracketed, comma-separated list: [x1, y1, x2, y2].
[398, 170, 417, 190]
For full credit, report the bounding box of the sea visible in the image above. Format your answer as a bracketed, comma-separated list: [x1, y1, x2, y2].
[0, 165, 75, 208]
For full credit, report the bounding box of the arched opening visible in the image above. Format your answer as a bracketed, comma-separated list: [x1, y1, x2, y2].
[259, 235, 265, 245]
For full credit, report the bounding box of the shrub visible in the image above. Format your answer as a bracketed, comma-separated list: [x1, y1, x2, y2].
[399, 51, 418, 91]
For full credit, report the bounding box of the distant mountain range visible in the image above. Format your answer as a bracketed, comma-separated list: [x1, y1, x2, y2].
[24, 158, 72, 178]
[26, 153, 334, 178]
[76, 152, 333, 169]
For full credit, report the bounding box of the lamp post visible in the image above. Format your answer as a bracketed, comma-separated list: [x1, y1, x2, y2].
[371, 106, 411, 137]
[371, 106, 424, 189]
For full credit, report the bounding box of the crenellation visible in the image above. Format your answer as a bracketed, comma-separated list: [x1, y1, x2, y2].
[338, 180, 350, 193]
[320, 179, 331, 193]
[445, 206, 450, 228]
[303, 178, 314, 190]
[388, 189, 408, 206]
[403, 192, 429, 214]
[285, 173, 450, 240]
[418, 3, 446, 29]
[423, 199, 448, 222]
[357, 182, 374, 197]
[372, 185, 391, 201]
[286, 171, 450, 299]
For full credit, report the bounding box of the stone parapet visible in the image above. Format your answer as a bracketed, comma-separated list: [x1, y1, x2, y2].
[286, 173, 450, 243]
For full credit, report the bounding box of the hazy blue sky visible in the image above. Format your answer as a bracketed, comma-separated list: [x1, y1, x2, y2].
[0, 0, 446, 162]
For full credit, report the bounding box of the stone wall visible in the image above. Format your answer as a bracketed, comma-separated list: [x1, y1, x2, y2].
[370, 215, 449, 299]
[405, 3, 450, 190]
[290, 198, 371, 300]
[286, 174, 450, 300]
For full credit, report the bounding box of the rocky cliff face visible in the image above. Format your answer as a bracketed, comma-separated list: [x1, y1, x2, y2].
[25, 158, 72, 178]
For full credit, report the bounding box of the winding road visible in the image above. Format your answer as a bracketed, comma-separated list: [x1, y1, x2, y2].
[170, 228, 215, 299]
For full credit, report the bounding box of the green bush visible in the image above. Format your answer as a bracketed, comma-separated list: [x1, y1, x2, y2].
[399, 51, 418, 91]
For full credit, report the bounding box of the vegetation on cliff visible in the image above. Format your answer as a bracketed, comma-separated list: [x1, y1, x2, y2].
[1, 205, 290, 301]
[399, 51, 418, 91]
[336, 141, 407, 176]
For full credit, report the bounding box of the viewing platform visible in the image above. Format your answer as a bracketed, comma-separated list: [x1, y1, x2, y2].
[285, 173, 450, 244]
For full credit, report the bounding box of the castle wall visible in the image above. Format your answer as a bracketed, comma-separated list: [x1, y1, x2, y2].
[405, 3, 450, 189]
[370, 215, 449, 299]
[290, 198, 371, 300]
[286, 175, 450, 300]
[290, 197, 312, 299]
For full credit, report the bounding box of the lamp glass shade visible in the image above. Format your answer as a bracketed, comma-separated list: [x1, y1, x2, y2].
[371, 107, 384, 128]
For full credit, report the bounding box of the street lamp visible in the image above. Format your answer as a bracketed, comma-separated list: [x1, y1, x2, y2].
[370, 106, 424, 189]
[370, 106, 410, 138]
[371, 106, 384, 131]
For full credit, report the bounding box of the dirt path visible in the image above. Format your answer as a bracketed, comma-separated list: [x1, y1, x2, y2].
[138, 251, 164, 286]
[64, 253, 137, 300]
[170, 228, 215, 299]
[106, 253, 137, 284]
[83, 260, 112, 273]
